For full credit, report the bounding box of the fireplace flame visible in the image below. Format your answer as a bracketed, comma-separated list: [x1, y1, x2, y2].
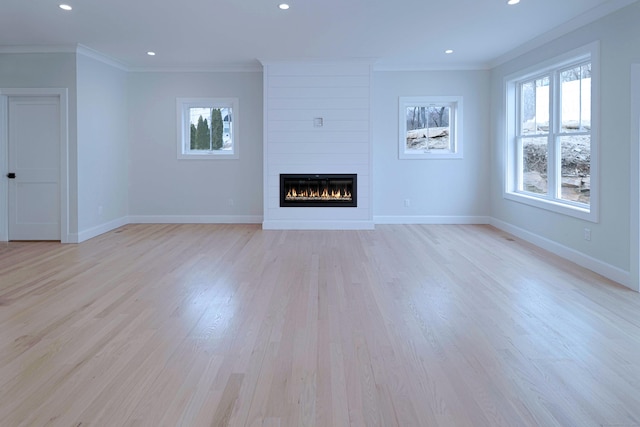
[286, 186, 352, 201]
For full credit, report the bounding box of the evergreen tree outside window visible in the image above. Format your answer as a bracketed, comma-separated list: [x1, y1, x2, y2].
[177, 98, 239, 159]
[211, 108, 223, 150]
[194, 115, 210, 150]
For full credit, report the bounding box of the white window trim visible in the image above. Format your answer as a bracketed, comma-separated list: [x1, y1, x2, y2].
[176, 97, 239, 160]
[398, 96, 463, 159]
[503, 42, 599, 222]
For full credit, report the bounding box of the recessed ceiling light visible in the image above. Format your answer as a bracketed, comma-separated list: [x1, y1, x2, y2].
[147, 51, 156, 56]
[507, 0, 520, 5]
[279, 3, 290, 10]
[445, 49, 454, 54]
[59, 4, 72, 11]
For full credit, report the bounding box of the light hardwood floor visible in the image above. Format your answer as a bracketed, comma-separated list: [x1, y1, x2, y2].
[1, 224, 640, 427]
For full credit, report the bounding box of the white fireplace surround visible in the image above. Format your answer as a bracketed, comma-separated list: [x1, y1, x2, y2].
[261, 60, 374, 230]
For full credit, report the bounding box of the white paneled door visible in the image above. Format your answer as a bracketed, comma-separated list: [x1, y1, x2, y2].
[7, 96, 61, 240]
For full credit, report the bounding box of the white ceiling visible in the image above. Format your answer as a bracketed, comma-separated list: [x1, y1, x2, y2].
[0, 0, 637, 70]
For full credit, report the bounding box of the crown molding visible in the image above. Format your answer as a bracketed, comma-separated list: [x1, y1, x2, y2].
[0, 45, 77, 54]
[127, 64, 263, 73]
[373, 62, 490, 72]
[0, 44, 130, 71]
[76, 44, 129, 71]
[258, 57, 377, 67]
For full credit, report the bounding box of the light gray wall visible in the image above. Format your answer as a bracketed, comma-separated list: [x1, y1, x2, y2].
[127, 71, 263, 219]
[76, 53, 129, 236]
[373, 70, 491, 220]
[0, 52, 79, 236]
[489, 2, 640, 278]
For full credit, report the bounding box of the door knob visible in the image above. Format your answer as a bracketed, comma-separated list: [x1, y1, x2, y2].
[7, 173, 16, 179]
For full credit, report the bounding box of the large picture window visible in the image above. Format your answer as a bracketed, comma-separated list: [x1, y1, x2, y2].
[177, 98, 238, 159]
[505, 43, 598, 221]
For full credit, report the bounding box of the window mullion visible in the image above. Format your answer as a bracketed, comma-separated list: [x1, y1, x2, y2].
[516, 136, 524, 191]
[578, 67, 583, 130]
[545, 132, 556, 199]
[515, 84, 521, 191]
[185, 107, 191, 153]
[549, 72, 560, 200]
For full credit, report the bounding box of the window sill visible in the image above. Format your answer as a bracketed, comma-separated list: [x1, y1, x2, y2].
[504, 191, 597, 223]
[178, 151, 239, 160]
[399, 150, 463, 160]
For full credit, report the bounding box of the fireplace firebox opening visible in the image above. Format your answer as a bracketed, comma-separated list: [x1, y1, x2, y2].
[280, 174, 357, 207]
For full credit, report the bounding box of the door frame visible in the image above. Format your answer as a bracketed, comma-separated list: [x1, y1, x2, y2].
[0, 88, 70, 243]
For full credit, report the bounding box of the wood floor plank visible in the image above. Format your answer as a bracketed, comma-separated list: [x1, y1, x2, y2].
[1, 224, 640, 426]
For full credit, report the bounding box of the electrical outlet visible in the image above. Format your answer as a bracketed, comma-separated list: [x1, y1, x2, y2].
[228, 199, 235, 207]
[404, 199, 410, 207]
[98, 205, 103, 216]
[583, 228, 591, 241]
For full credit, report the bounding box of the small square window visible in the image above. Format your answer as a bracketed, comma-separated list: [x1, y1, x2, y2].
[177, 98, 238, 159]
[399, 96, 463, 159]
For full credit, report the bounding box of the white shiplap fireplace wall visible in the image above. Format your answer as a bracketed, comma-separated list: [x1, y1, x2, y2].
[261, 60, 374, 229]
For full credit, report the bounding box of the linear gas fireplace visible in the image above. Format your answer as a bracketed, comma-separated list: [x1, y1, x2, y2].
[280, 174, 357, 207]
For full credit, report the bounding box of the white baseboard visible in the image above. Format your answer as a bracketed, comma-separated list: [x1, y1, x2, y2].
[128, 215, 263, 224]
[262, 220, 375, 230]
[77, 216, 129, 243]
[490, 217, 633, 290]
[374, 215, 491, 225]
